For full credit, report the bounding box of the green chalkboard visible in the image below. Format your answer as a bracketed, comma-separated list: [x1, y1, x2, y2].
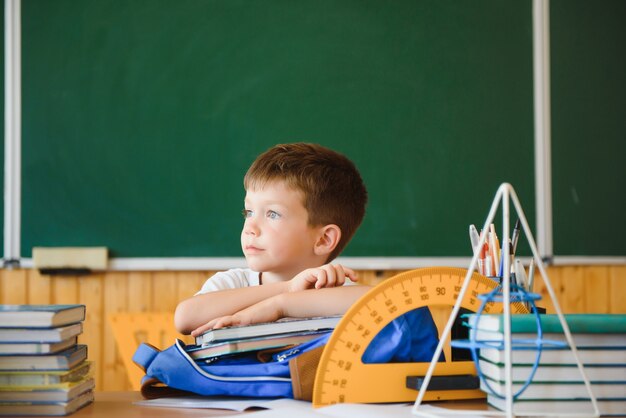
[551, 0, 626, 256]
[20, 0, 535, 258]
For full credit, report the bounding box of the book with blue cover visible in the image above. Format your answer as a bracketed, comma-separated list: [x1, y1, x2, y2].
[487, 395, 625, 416]
[0, 323, 83, 343]
[482, 377, 625, 399]
[478, 344, 626, 365]
[195, 315, 342, 346]
[188, 329, 330, 360]
[478, 358, 626, 382]
[0, 337, 77, 355]
[0, 305, 85, 328]
[0, 345, 87, 371]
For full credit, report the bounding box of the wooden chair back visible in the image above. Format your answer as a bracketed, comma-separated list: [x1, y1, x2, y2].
[109, 312, 193, 390]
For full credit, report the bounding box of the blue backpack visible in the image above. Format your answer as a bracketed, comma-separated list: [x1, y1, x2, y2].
[133, 307, 440, 400]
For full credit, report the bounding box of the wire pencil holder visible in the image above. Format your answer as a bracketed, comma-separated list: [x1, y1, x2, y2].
[411, 183, 600, 418]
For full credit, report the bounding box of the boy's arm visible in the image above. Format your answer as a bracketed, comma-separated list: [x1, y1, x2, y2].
[175, 264, 358, 334]
[174, 282, 289, 334]
[190, 285, 371, 336]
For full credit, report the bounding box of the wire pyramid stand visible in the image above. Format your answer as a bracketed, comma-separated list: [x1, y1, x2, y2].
[411, 183, 600, 418]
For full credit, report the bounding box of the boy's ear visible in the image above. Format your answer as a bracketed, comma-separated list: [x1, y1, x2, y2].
[314, 224, 341, 256]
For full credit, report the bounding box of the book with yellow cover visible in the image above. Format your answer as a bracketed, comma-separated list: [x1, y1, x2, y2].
[0, 389, 93, 416]
[0, 361, 92, 386]
[0, 377, 94, 402]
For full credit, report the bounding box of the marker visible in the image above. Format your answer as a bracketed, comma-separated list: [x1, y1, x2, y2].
[511, 218, 521, 255]
[480, 241, 489, 276]
[489, 225, 499, 277]
[499, 240, 513, 282]
[527, 258, 536, 292]
[469, 224, 480, 255]
[478, 241, 488, 275]
[494, 236, 501, 272]
[514, 259, 527, 290]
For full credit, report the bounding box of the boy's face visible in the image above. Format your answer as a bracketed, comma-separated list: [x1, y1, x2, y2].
[241, 180, 322, 279]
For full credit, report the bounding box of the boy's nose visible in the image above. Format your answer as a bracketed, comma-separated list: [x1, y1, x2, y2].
[243, 219, 260, 236]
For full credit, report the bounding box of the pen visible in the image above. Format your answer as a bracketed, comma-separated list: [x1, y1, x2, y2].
[499, 240, 513, 282]
[511, 218, 521, 255]
[514, 259, 527, 291]
[527, 258, 536, 292]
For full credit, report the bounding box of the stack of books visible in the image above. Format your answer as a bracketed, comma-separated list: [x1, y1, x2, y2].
[466, 313, 626, 416]
[189, 316, 341, 361]
[0, 305, 94, 416]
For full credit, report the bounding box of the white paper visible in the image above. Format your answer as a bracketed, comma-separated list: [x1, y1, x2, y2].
[411, 404, 496, 418]
[134, 395, 276, 411]
[262, 398, 316, 410]
[228, 406, 327, 418]
[317, 402, 415, 418]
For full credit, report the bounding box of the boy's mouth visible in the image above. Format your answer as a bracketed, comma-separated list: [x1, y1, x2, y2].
[244, 245, 264, 254]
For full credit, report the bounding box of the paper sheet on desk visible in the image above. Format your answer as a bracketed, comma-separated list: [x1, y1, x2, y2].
[318, 403, 492, 418]
[134, 397, 314, 413]
[136, 397, 493, 418]
[134, 395, 277, 411]
[317, 403, 415, 417]
[241, 402, 416, 418]
[411, 404, 493, 418]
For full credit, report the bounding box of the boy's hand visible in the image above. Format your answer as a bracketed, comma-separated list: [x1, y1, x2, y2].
[288, 264, 358, 292]
[190, 295, 284, 337]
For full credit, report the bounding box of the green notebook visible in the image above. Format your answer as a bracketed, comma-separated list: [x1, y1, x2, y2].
[466, 314, 626, 334]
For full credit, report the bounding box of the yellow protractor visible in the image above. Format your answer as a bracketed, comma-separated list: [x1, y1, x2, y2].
[312, 267, 529, 407]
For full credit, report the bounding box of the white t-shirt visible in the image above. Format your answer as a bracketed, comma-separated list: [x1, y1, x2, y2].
[196, 268, 261, 294]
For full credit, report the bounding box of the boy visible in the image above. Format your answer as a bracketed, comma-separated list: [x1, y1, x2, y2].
[175, 142, 370, 336]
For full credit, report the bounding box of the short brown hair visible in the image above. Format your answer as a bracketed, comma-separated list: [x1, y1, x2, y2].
[244, 143, 367, 261]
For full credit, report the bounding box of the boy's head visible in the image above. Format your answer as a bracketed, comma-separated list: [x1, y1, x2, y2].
[244, 143, 367, 261]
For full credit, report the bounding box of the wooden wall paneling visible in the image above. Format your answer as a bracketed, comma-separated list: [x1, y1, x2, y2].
[148, 271, 188, 348]
[51, 275, 79, 304]
[1, 265, 625, 392]
[559, 266, 585, 313]
[78, 274, 104, 389]
[127, 272, 153, 312]
[150, 272, 178, 313]
[535, 266, 560, 314]
[583, 266, 610, 313]
[27, 269, 51, 304]
[0, 269, 28, 304]
[102, 272, 130, 390]
[176, 271, 210, 303]
[609, 266, 626, 314]
[355, 270, 379, 287]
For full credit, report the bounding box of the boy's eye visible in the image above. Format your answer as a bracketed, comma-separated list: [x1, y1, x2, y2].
[266, 210, 281, 220]
[242, 209, 253, 219]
